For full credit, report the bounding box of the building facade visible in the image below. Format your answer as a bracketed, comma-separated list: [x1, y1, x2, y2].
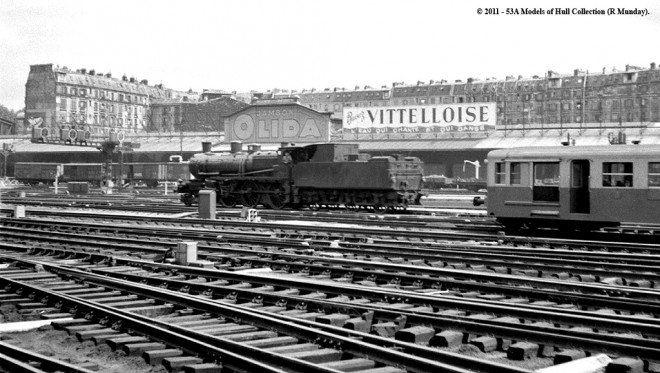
[24, 64, 194, 135]
[288, 63, 660, 139]
[24, 62, 660, 141]
[149, 96, 249, 133]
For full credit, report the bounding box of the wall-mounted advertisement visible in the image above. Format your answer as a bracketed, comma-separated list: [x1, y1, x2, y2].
[342, 103, 496, 134]
[226, 106, 331, 143]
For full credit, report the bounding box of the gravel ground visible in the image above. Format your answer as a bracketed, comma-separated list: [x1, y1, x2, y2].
[0, 305, 168, 373]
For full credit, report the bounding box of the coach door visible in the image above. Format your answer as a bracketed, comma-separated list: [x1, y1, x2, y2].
[570, 160, 590, 214]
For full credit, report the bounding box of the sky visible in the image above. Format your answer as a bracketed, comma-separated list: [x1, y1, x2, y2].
[1, 0, 660, 111]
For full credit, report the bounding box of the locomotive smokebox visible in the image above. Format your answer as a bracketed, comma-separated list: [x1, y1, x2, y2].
[201, 142, 212, 153]
[230, 141, 243, 153]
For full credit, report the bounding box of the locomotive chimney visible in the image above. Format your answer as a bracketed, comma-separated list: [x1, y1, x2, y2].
[230, 141, 243, 153]
[201, 142, 212, 153]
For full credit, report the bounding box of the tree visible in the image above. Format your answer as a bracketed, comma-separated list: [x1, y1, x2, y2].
[0, 104, 17, 123]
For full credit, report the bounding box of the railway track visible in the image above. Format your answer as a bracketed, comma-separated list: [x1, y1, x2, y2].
[4, 194, 660, 243]
[0, 250, 657, 372]
[1, 203, 659, 372]
[1, 257, 533, 373]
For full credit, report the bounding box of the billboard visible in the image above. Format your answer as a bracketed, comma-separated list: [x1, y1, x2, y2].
[225, 105, 331, 143]
[343, 103, 496, 134]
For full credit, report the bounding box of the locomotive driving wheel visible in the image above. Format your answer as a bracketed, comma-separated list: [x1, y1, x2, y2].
[219, 195, 237, 208]
[241, 181, 261, 208]
[266, 185, 287, 210]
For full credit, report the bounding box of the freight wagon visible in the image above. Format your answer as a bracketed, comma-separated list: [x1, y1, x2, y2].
[14, 162, 190, 188]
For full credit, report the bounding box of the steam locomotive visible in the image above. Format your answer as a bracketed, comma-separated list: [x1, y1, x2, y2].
[177, 142, 424, 210]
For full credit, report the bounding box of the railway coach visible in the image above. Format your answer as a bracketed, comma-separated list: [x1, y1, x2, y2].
[485, 144, 660, 230]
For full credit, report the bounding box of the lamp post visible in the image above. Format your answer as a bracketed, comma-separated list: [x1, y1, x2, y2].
[180, 120, 185, 157]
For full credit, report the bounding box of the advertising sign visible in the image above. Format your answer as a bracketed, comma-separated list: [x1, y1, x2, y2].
[342, 103, 496, 134]
[226, 106, 330, 143]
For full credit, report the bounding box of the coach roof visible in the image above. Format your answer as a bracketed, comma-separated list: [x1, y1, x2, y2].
[488, 144, 660, 160]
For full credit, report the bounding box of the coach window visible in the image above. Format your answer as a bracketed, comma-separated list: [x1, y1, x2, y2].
[533, 162, 560, 202]
[495, 162, 506, 184]
[510, 162, 521, 185]
[602, 162, 633, 187]
[648, 163, 660, 187]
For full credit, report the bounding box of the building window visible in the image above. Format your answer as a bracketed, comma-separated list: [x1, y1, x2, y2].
[649, 163, 660, 187]
[495, 162, 505, 184]
[533, 162, 560, 202]
[71, 88, 77, 96]
[602, 162, 633, 187]
[510, 162, 521, 185]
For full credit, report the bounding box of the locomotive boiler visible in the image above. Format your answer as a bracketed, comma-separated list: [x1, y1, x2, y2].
[177, 141, 424, 210]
